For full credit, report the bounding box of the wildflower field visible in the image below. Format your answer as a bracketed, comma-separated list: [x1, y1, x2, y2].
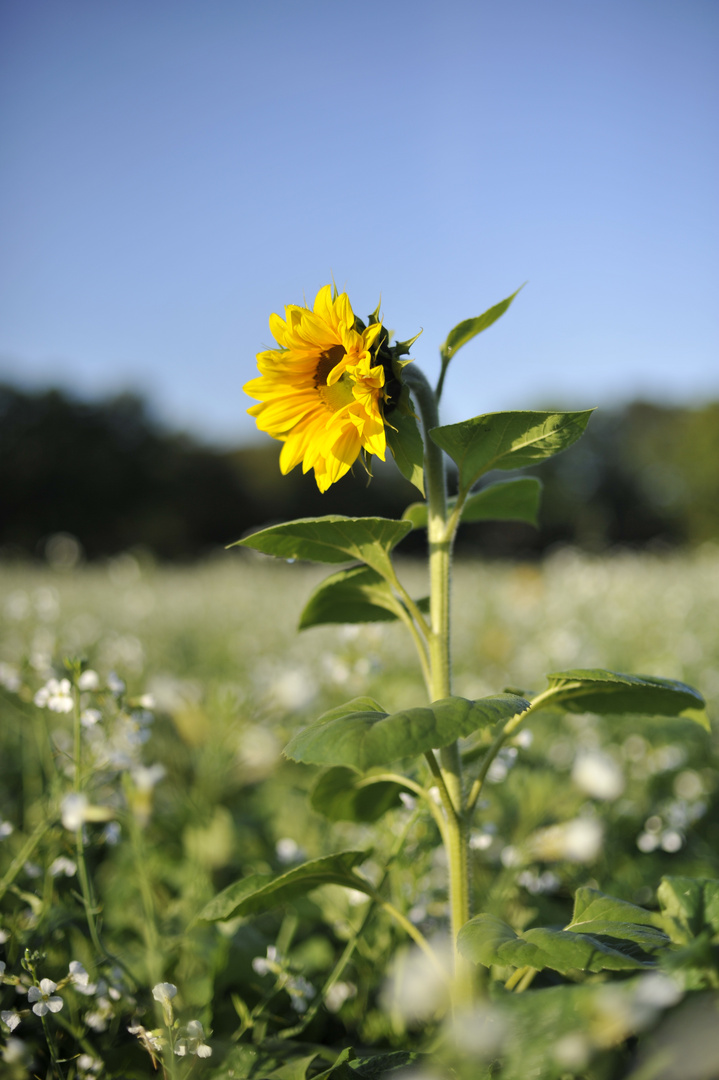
[1, 545, 718, 1077]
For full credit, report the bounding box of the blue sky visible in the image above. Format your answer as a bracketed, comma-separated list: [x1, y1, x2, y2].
[1, 0, 717, 446]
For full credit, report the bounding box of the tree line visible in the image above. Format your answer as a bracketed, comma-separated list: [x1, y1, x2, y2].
[2, 383, 717, 561]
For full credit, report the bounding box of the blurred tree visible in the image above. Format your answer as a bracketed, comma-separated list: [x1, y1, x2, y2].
[1, 385, 717, 561]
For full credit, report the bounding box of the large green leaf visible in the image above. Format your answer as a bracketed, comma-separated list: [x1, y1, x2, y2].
[430, 410, 593, 495]
[564, 887, 669, 949]
[567, 887, 667, 950]
[385, 387, 425, 496]
[197, 851, 371, 922]
[284, 693, 530, 772]
[541, 669, 710, 729]
[657, 876, 719, 943]
[310, 766, 405, 823]
[403, 477, 542, 530]
[458, 913, 653, 974]
[232, 516, 412, 581]
[298, 565, 428, 630]
[440, 287, 523, 361]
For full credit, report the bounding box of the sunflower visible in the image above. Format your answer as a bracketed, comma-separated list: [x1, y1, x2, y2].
[244, 285, 393, 492]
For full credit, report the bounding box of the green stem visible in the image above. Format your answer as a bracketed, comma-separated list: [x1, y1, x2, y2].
[465, 687, 560, 815]
[0, 817, 52, 904]
[404, 365, 472, 998]
[356, 772, 449, 844]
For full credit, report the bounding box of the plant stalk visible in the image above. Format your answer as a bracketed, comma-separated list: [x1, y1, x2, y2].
[404, 366, 472, 998]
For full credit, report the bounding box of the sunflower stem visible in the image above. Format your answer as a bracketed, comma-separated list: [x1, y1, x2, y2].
[403, 365, 473, 1002]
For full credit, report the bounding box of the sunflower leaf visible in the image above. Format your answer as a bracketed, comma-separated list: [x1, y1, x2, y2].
[538, 669, 710, 729]
[311, 766, 405, 822]
[440, 287, 524, 362]
[197, 851, 372, 921]
[284, 693, 530, 772]
[458, 914, 654, 974]
[232, 516, 412, 581]
[299, 565, 428, 630]
[430, 410, 593, 495]
[403, 477, 542, 529]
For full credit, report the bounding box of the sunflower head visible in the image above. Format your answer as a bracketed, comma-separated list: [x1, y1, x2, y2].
[244, 285, 409, 492]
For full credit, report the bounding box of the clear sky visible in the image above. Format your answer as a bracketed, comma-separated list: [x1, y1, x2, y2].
[1, 0, 717, 446]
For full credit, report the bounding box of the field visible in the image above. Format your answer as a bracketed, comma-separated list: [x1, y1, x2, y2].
[1, 545, 718, 1077]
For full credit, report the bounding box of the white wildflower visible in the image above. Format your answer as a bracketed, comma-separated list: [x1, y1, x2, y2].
[252, 946, 279, 976]
[325, 981, 356, 1013]
[34, 677, 74, 713]
[28, 978, 63, 1015]
[69, 961, 92, 990]
[130, 764, 165, 791]
[81, 708, 102, 728]
[0, 818, 13, 839]
[527, 817, 604, 864]
[1, 1009, 21, 1031]
[572, 750, 625, 800]
[128, 1022, 164, 1054]
[174, 1019, 212, 1058]
[49, 856, 77, 877]
[0, 662, 21, 692]
[3, 1037, 32, 1065]
[61, 793, 89, 831]
[286, 974, 315, 1013]
[77, 670, 100, 691]
[152, 981, 177, 1024]
[107, 672, 125, 695]
[275, 837, 302, 864]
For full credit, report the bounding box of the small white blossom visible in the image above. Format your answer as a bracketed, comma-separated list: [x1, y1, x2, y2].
[572, 750, 625, 800]
[286, 974, 315, 1013]
[28, 979, 63, 1015]
[69, 961, 91, 989]
[2, 1036, 32, 1065]
[1, 1009, 21, 1031]
[61, 793, 89, 831]
[50, 856, 77, 877]
[34, 678, 74, 713]
[80, 708, 102, 728]
[84, 995, 114, 1030]
[252, 946, 279, 976]
[0, 818, 13, 840]
[275, 837, 302, 864]
[107, 672, 125, 695]
[130, 764, 166, 791]
[174, 1018, 212, 1058]
[152, 981, 177, 1024]
[77, 670, 100, 691]
[0, 662, 21, 693]
[128, 1022, 164, 1054]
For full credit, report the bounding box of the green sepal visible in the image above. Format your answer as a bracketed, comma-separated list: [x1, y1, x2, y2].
[403, 477, 542, 530]
[440, 286, 524, 362]
[232, 516, 412, 581]
[311, 766, 405, 822]
[385, 386, 425, 495]
[299, 565, 428, 630]
[196, 850, 372, 921]
[430, 410, 593, 495]
[284, 693, 530, 772]
[541, 669, 710, 729]
[458, 913, 654, 974]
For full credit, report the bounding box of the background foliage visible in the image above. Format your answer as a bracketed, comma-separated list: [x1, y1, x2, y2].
[3, 383, 719, 560]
